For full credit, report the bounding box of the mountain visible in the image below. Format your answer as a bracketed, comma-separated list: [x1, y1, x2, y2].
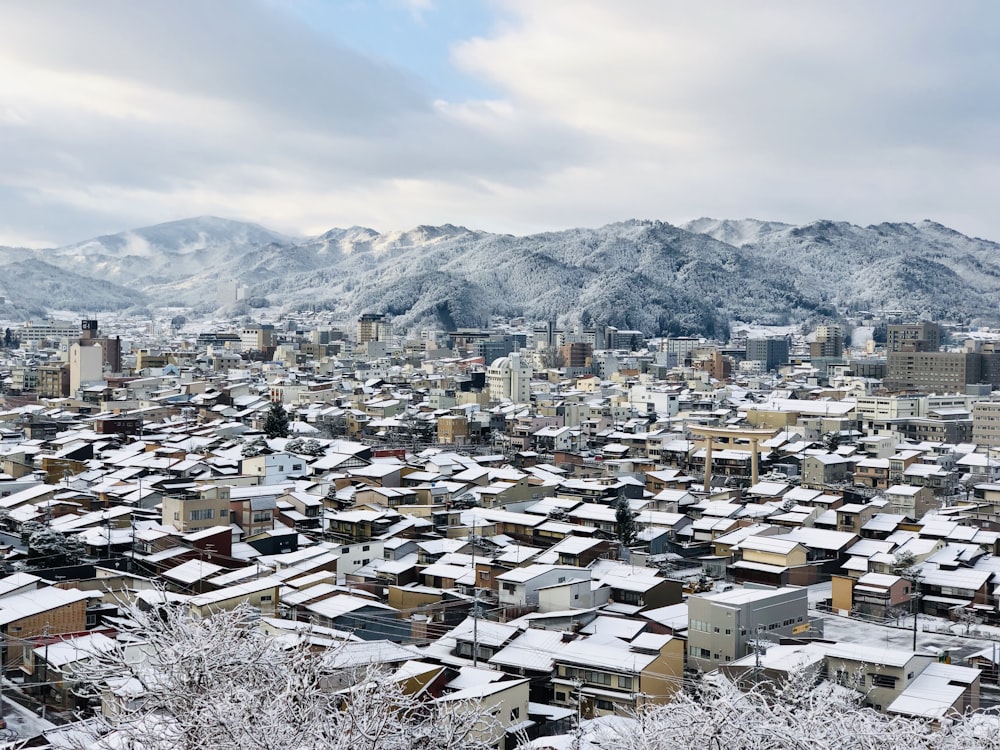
[8, 215, 1000, 334]
[0, 258, 146, 317]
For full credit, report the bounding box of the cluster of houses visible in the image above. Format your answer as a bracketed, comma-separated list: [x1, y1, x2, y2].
[1, 317, 1000, 743]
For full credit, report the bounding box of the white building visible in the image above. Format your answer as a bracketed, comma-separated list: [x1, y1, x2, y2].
[70, 342, 103, 394]
[487, 352, 532, 403]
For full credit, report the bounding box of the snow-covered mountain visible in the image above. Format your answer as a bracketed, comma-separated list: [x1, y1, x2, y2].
[8, 215, 1000, 334]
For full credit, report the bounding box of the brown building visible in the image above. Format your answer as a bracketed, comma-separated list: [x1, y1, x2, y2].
[884, 351, 998, 393]
[437, 415, 469, 445]
[37, 364, 70, 398]
[887, 322, 942, 353]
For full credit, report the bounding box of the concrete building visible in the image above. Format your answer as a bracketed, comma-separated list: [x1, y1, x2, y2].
[357, 313, 391, 344]
[69, 342, 103, 395]
[487, 352, 532, 403]
[887, 322, 942, 353]
[240, 324, 277, 352]
[746, 337, 790, 373]
[884, 351, 994, 393]
[162, 485, 232, 533]
[687, 585, 813, 673]
[746, 337, 789, 372]
[972, 401, 1000, 448]
[810, 324, 844, 358]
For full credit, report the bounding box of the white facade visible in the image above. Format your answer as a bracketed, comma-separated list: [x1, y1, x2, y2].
[70, 342, 103, 394]
[487, 352, 532, 403]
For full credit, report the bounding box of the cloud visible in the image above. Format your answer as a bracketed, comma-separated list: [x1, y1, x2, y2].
[1, 0, 999, 244]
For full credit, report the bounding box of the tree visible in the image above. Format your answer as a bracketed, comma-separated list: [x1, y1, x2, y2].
[25, 523, 87, 567]
[541, 670, 993, 750]
[287, 438, 325, 457]
[64, 600, 500, 750]
[614, 493, 637, 547]
[891, 550, 919, 580]
[241, 436, 269, 458]
[538, 345, 566, 369]
[264, 401, 290, 439]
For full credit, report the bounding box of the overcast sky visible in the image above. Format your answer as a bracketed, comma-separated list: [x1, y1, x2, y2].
[2, 0, 998, 247]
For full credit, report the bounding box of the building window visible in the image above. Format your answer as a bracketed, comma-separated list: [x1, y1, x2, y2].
[871, 674, 896, 689]
[189, 508, 214, 521]
[260, 595, 273, 602]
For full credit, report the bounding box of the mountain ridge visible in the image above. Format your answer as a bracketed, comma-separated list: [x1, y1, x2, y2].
[5, 215, 998, 334]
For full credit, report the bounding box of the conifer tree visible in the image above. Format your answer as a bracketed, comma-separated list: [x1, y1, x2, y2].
[264, 400, 290, 438]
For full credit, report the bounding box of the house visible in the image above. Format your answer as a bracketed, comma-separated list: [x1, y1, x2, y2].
[801, 454, 852, 489]
[551, 632, 684, 716]
[302, 594, 405, 640]
[0, 586, 93, 673]
[28, 631, 118, 710]
[884, 484, 935, 521]
[162, 485, 232, 533]
[496, 565, 591, 610]
[687, 586, 815, 672]
[187, 577, 282, 618]
[830, 572, 912, 618]
[241, 451, 309, 485]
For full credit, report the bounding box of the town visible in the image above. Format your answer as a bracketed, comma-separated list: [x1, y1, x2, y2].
[0, 311, 999, 746]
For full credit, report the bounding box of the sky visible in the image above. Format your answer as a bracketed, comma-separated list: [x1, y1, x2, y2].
[2, 0, 999, 247]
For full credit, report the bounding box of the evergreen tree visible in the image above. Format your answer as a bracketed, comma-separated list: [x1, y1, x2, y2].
[263, 401, 290, 438]
[614, 492, 637, 547]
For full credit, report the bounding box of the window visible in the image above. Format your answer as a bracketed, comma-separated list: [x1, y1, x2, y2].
[174, 512, 180, 520]
[260, 595, 273, 602]
[502, 583, 516, 593]
[510, 707, 520, 721]
[189, 508, 214, 521]
[871, 674, 897, 689]
[595, 699, 614, 711]
[362, 545, 370, 551]
[555, 692, 566, 702]
[619, 676, 633, 690]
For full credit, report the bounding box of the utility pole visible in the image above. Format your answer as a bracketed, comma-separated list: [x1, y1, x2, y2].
[470, 522, 480, 667]
[41, 623, 50, 721]
[0, 633, 5, 730]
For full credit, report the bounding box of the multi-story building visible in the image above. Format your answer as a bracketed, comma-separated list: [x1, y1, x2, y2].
[810, 324, 844, 358]
[37, 364, 70, 398]
[17, 320, 79, 348]
[487, 352, 532, 403]
[973, 401, 1000, 448]
[746, 337, 790, 372]
[855, 395, 923, 433]
[687, 586, 814, 673]
[884, 351, 994, 393]
[240, 324, 277, 352]
[162, 485, 232, 533]
[357, 313, 391, 345]
[887, 322, 942, 353]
